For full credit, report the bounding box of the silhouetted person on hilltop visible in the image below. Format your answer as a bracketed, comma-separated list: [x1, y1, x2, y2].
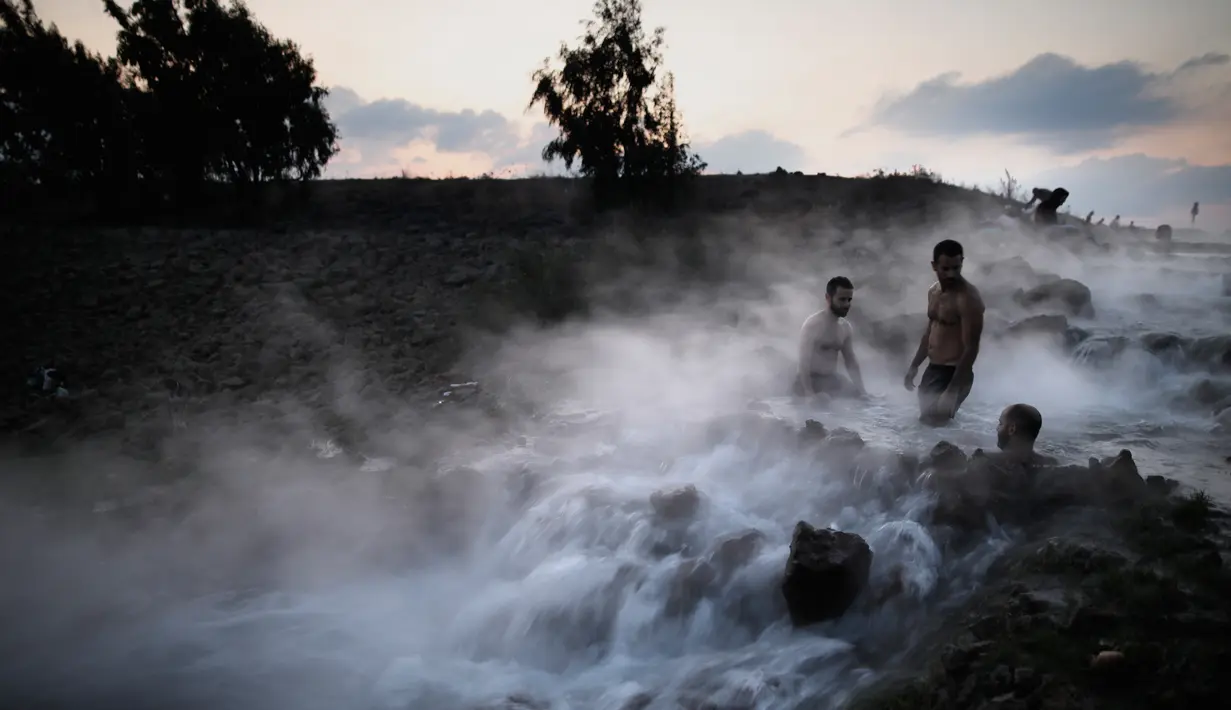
[1085, 211, 1094, 224]
[1110, 215, 1121, 229]
[1032, 187, 1069, 226]
[1096, 217, 1105, 226]
[904, 240, 985, 425]
[1192, 202, 1200, 225]
[795, 276, 868, 399]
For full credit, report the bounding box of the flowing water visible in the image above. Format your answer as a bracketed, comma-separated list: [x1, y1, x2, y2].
[1, 248, 1228, 710]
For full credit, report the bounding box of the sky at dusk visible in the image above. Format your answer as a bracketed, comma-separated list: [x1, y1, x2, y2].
[38, 0, 1231, 231]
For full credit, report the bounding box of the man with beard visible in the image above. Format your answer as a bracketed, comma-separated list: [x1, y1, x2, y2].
[796, 276, 867, 399]
[904, 239, 985, 424]
[995, 403, 1056, 464]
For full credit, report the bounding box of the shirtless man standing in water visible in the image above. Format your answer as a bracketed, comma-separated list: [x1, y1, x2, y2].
[796, 276, 868, 399]
[904, 239, 985, 424]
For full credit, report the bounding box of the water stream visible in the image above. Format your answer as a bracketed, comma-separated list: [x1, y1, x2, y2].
[0, 248, 1227, 710]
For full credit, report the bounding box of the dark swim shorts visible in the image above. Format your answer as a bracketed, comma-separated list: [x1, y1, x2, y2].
[917, 364, 956, 396]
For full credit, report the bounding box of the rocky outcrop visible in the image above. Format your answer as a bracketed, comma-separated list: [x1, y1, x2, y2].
[781, 521, 873, 627]
[1014, 278, 1095, 318]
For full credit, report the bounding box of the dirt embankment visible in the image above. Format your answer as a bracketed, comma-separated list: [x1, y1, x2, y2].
[0, 173, 1002, 448]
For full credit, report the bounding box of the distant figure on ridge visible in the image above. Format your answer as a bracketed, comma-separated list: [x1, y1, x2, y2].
[1085, 211, 1095, 224]
[1110, 215, 1121, 229]
[795, 276, 868, 399]
[1032, 187, 1069, 226]
[1192, 201, 1200, 225]
[904, 240, 985, 425]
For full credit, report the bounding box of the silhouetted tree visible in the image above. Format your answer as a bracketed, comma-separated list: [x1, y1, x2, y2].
[529, 0, 705, 205]
[102, 0, 338, 195]
[0, 0, 137, 205]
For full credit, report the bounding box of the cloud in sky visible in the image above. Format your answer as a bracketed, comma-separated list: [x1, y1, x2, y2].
[324, 87, 808, 177]
[863, 51, 1231, 154]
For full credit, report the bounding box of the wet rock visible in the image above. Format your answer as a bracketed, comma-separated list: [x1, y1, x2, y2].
[1013, 278, 1095, 318]
[1140, 332, 1188, 362]
[1187, 377, 1231, 408]
[781, 521, 873, 626]
[927, 440, 968, 472]
[1145, 475, 1179, 496]
[664, 557, 718, 617]
[1187, 334, 1231, 373]
[650, 484, 704, 522]
[820, 427, 865, 451]
[1003, 313, 1069, 342]
[706, 528, 765, 582]
[799, 418, 828, 444]
[1093, 449, 1147, 503]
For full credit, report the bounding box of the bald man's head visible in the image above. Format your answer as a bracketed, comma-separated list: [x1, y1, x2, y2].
[997, 404, 1042, 451]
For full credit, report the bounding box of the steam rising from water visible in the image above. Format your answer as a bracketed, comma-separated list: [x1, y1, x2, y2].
[1, 220, 1228, 709]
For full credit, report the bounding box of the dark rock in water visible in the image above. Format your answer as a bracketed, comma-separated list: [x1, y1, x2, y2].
[650, 484, 704, 522]
[782, 521, 872, 626]
[1014, 278, 1095, 318]
[706, 528, 766, 582]
[1003, 313, 1068, 340]
[1187, 334, 1231, 373]
[821, 427, 865, 451]
[1145, 475, 1180, 496]
[800, 418, 828, 444]
[1093, 449, 1147, 503]
[1187, 377, 1231, 408]
[927, 440, 968, 472]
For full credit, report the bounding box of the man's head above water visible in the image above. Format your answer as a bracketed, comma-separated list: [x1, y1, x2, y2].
[825, 276, 854, 317]
[931, 239, 965, 290]
[997, 403, 1043, 452]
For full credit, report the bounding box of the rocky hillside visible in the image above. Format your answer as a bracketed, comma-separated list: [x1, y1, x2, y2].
[1, 173, 1007, 444]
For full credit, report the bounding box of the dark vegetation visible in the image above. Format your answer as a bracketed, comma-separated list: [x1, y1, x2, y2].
[0, 0, 338, 219]
[0, 0, 706, 221]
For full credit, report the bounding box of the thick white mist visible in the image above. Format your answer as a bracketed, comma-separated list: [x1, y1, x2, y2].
[1, 214, 1228, 709]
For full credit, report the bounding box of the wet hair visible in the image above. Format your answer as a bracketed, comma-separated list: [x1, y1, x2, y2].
[1003, 403, 1043, 441]
[932, 239, 964, 262]
[826, 276, 854, 296]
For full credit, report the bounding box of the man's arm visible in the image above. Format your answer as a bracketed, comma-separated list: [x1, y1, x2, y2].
[839, 332, 867, 395]
[948, 291, 985, 389]
[797, 317, 819, 396]
[909, 320, 931, 370]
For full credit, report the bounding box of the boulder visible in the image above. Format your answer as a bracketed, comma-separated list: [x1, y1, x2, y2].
[781, 522, 873, 626]
[1186, 335, 1231, 373]
[1014, 278, 1095, 318]
[1003, 313, 1069, 340]
[650, 484, 704, 522]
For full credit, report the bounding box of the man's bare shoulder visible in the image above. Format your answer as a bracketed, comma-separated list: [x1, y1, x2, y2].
[960, 282, 986, 312]
[801, 311, 827, 332]
[927, 281, 942, 295]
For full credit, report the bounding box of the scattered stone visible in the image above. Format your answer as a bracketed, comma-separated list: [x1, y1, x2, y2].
[781, 521, 873, 626]
[649, 484, 704, 522]
[1014, 278, 1095, 318]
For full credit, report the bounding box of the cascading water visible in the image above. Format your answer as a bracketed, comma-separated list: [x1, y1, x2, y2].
[1, 247, 1229, 710]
